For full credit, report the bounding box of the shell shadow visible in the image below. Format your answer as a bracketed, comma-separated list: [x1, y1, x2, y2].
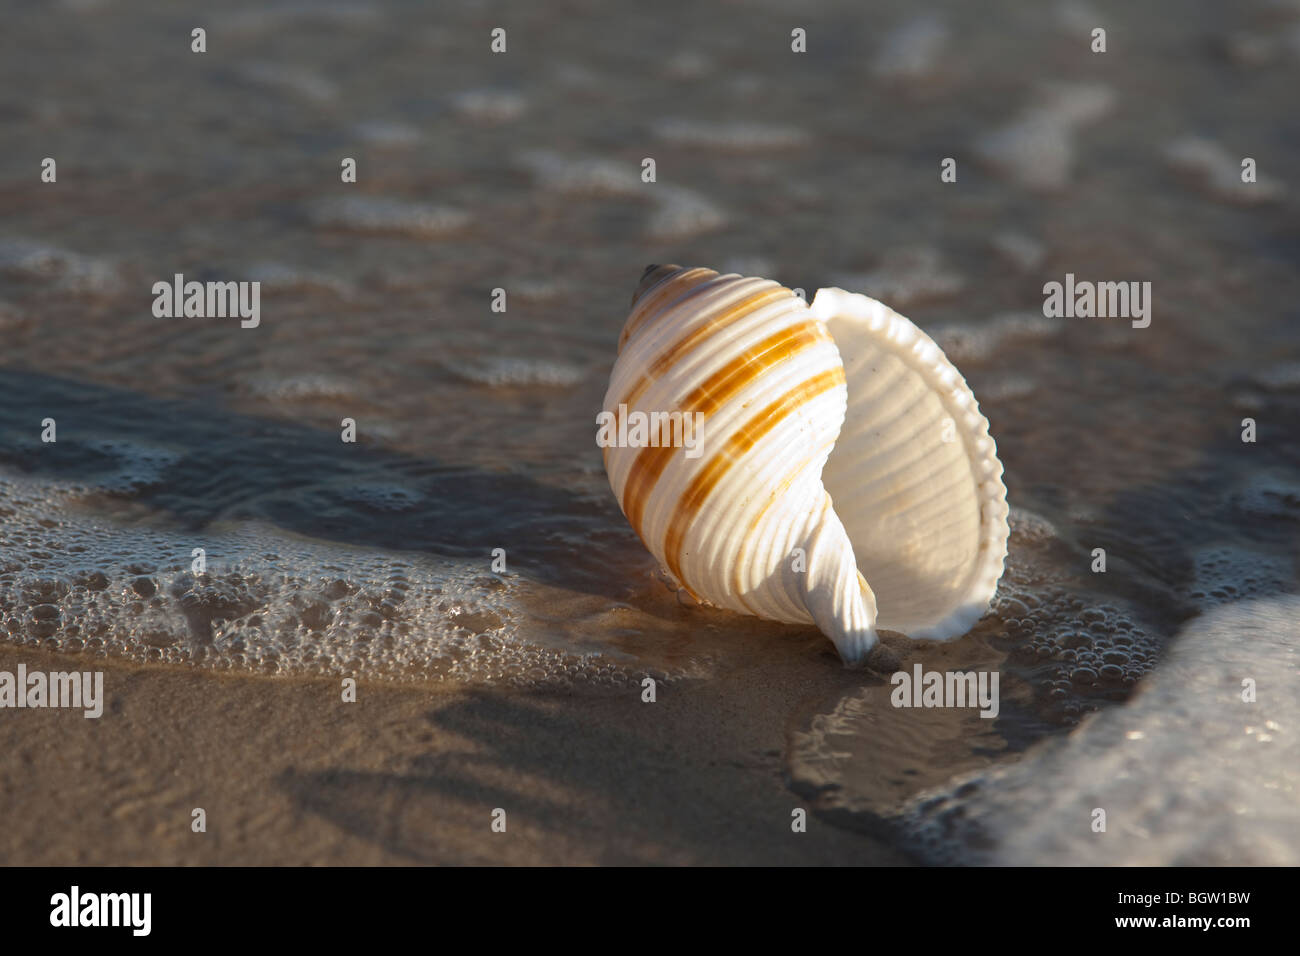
[275, 694, 663, 864]
[274, 687, 899, 865]
[0, 368, 653, 603]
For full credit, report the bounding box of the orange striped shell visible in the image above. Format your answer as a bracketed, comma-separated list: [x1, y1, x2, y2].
[600, 265, 1009, 664]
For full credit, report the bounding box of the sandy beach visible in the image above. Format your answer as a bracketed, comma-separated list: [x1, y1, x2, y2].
[0, 642, 915, 865]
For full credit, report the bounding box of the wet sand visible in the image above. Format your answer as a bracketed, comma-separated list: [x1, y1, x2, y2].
[0, 643, 909, 865]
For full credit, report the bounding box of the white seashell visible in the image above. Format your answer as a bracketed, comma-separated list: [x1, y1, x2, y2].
[600, 265, 1009, 665]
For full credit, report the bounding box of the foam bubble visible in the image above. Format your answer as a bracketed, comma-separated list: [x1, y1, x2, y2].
[663, 52, 712, 80]
[652, 119, 809, 151]
[1222, 30, 1280, 67]
[0, 470, 635, 689]
[899, 596, 1300, 864]
[872, 14, 948, 80]
[307, 196, 469, 238]
[0, 237, 123, 295]
[975, 83, 1114, 190]
[1164, 136, 1283, 204]
[245, 261, 353, 296]
[449, 89, 526, 123]
[240, 373, 357, 401]
[930, 311, 1063, 363]
[1253, 360, 1300, 390]
[645, 187, 728, 241]
[446, 357, 586, 388]
[83, 439, 183, 495]
[352, 120, 422, 147]
[995, 504, 1166, 717]
[338, 483, 424, 512]
[831, 247, 965, 306]
[1233, 473, 1300, 520]
[1183, 544, 1294, 609]
[237, 63, 337, 103]
[516, 151, 725, 239]
[509, 278, 569, 302]
[1007, 506, 1059, 546]
[1056, 1, 1101, 35]
[786, 497, 1170, 835]
[517, 150, 641, 197]
[976, 375, 1037, 403]
[988, 232, 1047, 272]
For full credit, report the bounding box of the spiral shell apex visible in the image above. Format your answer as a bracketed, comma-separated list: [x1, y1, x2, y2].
[600, 265, 1009, 665]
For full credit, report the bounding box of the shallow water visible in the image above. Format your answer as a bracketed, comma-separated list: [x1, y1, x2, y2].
[2, 0, 1298, 862]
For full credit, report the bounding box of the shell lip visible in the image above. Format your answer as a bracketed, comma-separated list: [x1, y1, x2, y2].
[810, 285, 1011, 642]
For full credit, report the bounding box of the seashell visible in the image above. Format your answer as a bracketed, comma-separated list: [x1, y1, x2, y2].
[599, 265, 1009, 665]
